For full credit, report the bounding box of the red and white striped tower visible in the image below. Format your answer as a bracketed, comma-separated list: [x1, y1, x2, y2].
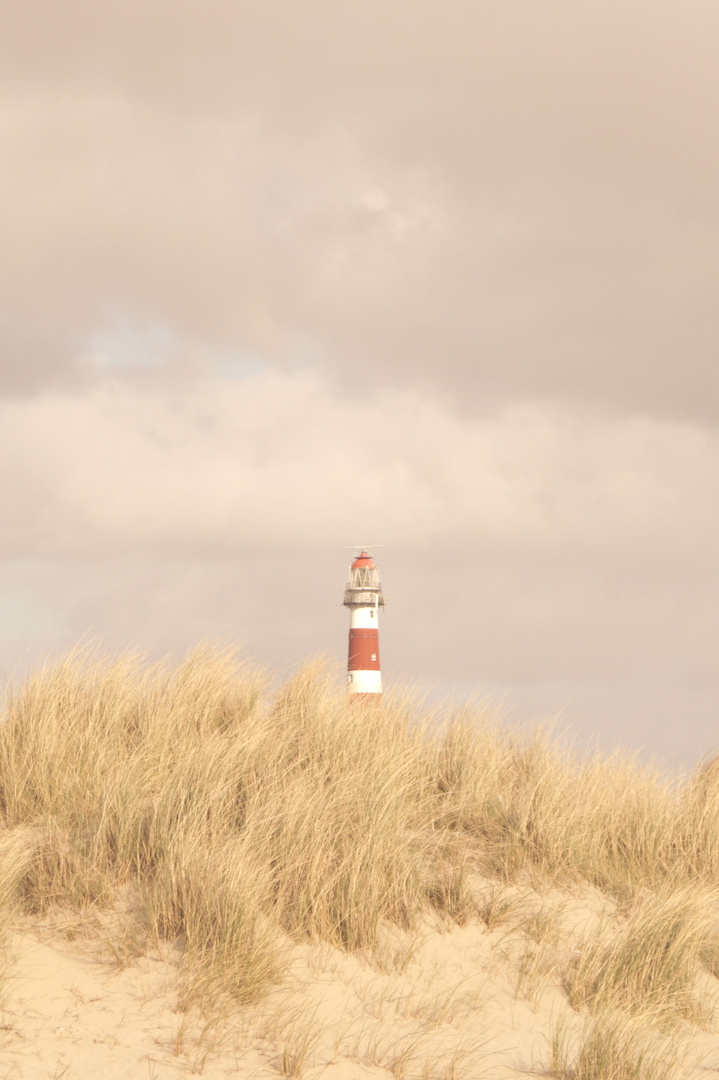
[343, 550, 385, 695]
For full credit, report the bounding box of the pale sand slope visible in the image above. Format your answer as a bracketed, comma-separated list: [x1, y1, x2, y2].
[3, 884, 719, 1079]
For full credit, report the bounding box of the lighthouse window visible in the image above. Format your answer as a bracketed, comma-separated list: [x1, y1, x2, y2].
[371, 653, 376, 661]
[370, 610, 374, 618]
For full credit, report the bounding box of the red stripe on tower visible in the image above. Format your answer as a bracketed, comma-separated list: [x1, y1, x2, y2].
[348, 629, 380, 670]
[343, 550, 385, 694]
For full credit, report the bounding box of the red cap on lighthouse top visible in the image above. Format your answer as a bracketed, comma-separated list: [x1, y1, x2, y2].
[351, 551, 376, 570]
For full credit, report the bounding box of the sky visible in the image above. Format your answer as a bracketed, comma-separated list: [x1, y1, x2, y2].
[1, 1, 719, 765]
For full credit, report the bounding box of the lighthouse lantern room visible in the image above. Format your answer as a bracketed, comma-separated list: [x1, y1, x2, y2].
[343, 550, 385, 695]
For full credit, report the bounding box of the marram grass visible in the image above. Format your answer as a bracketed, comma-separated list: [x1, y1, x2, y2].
[2, 643, 719, 1020]
[568, 885, 719, 1025]
[550, 1010, 689, 1080]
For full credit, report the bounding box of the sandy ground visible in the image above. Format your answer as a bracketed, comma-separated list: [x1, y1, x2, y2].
[3, 887, 719, 1079]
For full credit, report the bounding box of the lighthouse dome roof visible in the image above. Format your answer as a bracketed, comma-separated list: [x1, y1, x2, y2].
[351, 551, 376, 570]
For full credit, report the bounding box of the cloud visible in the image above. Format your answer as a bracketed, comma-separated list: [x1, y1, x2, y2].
[0, 369, 716, 561]
[1, 2, 718, 416]
[0, 362, 715, 762]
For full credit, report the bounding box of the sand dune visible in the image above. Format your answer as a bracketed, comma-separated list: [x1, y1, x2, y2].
[3, 880, 719, 1079]
[4, 650, 719, 1078]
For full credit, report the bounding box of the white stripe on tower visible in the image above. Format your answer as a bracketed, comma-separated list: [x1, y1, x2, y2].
[343, 550, 385, 696]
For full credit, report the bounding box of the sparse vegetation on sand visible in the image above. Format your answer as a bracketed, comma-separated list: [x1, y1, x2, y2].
[2, 646, 719, 1076]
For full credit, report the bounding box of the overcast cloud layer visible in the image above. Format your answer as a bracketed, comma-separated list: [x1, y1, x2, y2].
[1, 2, 718, 763]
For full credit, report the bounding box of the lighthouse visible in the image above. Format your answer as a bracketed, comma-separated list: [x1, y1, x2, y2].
[343, 550, 385, 695]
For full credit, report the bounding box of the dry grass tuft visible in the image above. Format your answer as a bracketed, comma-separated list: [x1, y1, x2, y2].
[0, 825, 34, 995]
[3, 641, 719, 1065]
[0, 648, 480, 1005]
[550, 1010, 688, 1079]
[568, 886, 719, 1025]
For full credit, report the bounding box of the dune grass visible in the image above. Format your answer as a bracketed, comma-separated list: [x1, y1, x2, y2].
[549, 1010, 688, 1080]
[0, 648, 470, 1007]
[0, 825, 33, 999]
[567, 885, 719, 1026]
[2, 644, 719, 1069]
